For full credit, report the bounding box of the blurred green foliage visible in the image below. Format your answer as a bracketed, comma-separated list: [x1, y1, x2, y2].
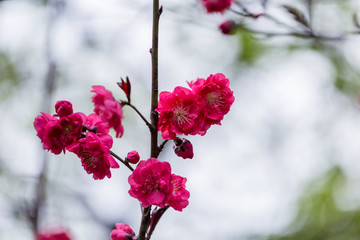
[0, 52, 20, 99]
[236, 32, 267, 65]
[250, 166, 360, 240]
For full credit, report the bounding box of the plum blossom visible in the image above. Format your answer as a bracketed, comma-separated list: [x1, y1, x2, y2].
[201, 0, 232, 13]
[110, 223, 135, 240]
[67, 113, 119, 180]
[167, 174, 190, 212]
[128, 158, 172, 208]
[188, 73, 235, 134]
[128, 158, 190, 211]
[91, 85, 124, 138]
[34, 103, 83, 155]
[156, 86, 204, 140]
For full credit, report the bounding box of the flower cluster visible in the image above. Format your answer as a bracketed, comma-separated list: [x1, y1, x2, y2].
[157, 73, 234, 140]
[66, 113, 119, 180]
[34, 86, 123, 180]
[34, 71, 233, 239]
[34, 101, 83, 155]
[128, 158, 190, 212]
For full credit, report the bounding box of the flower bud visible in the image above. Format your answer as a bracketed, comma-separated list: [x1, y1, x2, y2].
[173, 137, 193, 159]
[110, 223, 135, 240]
[55, 100, 73, 117]
[126, 151, 140, 164]
[117, 76, 131, 103]
[219, 20, 236, 35]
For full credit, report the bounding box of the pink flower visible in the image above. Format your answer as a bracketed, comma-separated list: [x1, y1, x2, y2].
[74, 132, 119, 180]
[219, 20, 236, 35]
[80, 113, 113, 148]
[37, 228, 72, 240]
[58, 113, 84, 146]
[55, 100, 73, 117]
[201, 0, 232, 13]
[188, 73, 235, 134]
[34, 113, 62, 154]
[173, 137, 194, 159]
[128, 158, 172, 208]
[167, 174, 190, 212]
[34, 112, 83, 155]
[156, 86, 205, 140]
[67, 113, 119, 180]
[110, 223, 135, 240]
[91, 85, 124, 138]
[126, 151, 140, 164]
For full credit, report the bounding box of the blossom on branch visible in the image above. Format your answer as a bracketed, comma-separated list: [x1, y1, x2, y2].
[128, 158, 172, 208]
[157, 73, 234, 139]
[167, 174, 190, 211]
[188, 73, 235, 134]
[67, 113, 119, 180]
[91, 85, 124, 138]
[156, 86, 204, 140]
[128, 158, 190, 211]
[34, 103, 83, 155]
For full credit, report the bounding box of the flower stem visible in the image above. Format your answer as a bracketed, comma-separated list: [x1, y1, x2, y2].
[138, 1, 162, 239]
[139, 206, 152, 240]
[150, 2, 162, 159]
[109, 150, 134, 172]
[146, 206, 169, 240]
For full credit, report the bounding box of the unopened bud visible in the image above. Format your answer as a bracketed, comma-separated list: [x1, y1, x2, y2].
[126, 150, 140, 164]
[55, 100, 73, 117]
[173, 137, 193, 159]
[219, 20, 237, 35]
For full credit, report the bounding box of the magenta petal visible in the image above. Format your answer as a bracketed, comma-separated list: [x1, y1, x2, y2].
[147, 190, 165, 205]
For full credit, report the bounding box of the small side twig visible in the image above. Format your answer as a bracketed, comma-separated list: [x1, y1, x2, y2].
[158, 140, 169, 154]
[122, 101, 153, 131]
[110, 150, 134, 172]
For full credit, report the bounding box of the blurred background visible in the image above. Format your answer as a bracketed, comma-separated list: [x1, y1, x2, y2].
[1, 0, 360, 239]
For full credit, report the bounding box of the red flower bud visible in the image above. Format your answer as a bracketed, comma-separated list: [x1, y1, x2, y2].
[173, 137, 194, 159]
[126, 150, 140, 164]
[117, 76, 131, 103]
[55, 100, 73, 117]
[219, 20, 236, 35]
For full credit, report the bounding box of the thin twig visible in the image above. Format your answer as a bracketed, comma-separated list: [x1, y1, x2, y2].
[239, 26, 348, 41]
[110, 150, 134, 172]
[122, 101, 153, 130]
[158, 140, 169, 154]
